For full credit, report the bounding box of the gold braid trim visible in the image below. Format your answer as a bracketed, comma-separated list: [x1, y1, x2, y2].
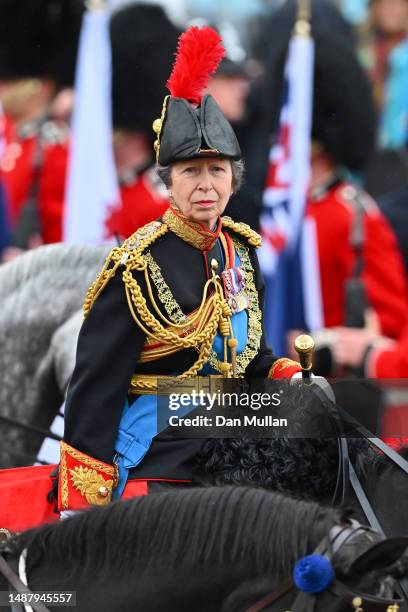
[82, 218, 237, 386]
[221, 216, 262, 248]
[121, 226, 231, 381]
[60, 441, 118, 510]
[124, 265, 222, 381]
[83, 220, 166, 317]
[144, 251, 188, 325]
[163, 207, 220, 250]
[143, 237, 262, 377]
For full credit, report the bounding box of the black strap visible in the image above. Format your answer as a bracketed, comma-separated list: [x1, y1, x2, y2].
[349, 463, 383, 532]
[0, 554, 50, 612]
[331, 403, 408, 475]
[309, 382, 408, 602]
[0, 415, 61, 442]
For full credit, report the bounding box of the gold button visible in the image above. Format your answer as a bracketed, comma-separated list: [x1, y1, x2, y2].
[152, 118, 162, 134]
[352, 597, 363, 610]
[98, 486, 109, 498]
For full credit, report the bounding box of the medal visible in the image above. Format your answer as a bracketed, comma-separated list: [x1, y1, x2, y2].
[222, 267, 248, 313]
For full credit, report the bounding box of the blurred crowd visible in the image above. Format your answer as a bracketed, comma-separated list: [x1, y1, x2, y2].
[1, 0, 408, 394]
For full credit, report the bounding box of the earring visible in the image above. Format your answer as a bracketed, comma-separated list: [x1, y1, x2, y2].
[169, 194, 180, 211]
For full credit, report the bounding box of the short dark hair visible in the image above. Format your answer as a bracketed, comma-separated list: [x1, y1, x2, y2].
[157, 158, 245, 192]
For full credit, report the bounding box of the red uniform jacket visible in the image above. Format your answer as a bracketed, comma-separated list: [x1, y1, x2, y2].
[105, 166, 169, 240]
[1, 118, 37, 224]
[0, 115, 70, 243]
[368, 324, 408, 379]
[40, 161, 169, 243]
[0, 117, 168, 244]
[307, 182, 408, 339]
[367, 329, 408, 449]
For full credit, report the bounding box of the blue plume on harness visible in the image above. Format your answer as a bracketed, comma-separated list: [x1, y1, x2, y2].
[293, 554, 334, 594]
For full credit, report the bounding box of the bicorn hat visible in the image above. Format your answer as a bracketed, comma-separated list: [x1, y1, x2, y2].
[152, 26, 242, 166]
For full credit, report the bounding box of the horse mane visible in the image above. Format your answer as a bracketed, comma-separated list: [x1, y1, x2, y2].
[12, 487, 339, 582]
[0, 243, 109, 298]
[193, 382, 385, 503]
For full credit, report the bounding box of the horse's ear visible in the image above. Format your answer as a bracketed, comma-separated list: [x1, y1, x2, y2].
[349, 537, 408, 575]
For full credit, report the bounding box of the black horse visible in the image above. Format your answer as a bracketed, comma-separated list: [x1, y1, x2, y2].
[0, 487, 407, 611]
[194, 436, 380, 500]
[193, 382, 408, 537]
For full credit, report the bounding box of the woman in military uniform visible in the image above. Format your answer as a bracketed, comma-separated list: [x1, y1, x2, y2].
[58, 27, 301, 513]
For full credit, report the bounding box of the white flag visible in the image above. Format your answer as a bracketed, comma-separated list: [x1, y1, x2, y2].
[63, 7, 120, 244]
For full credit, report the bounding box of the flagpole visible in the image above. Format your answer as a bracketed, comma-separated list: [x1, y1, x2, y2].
[85, 0, 107, 10]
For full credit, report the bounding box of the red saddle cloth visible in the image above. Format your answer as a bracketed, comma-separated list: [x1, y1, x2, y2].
[0, 464, 59, 532]
[0, 464, 150, 533]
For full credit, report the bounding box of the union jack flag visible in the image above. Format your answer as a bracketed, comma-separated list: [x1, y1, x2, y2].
[258, 28, 323, 356]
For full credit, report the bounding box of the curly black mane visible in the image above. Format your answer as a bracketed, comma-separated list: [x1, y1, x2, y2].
[9, 487, 338, 583]
[193, 437, 382, 502]
[193, 382, 384, 503]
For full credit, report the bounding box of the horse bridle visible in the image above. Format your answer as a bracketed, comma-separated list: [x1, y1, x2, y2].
[245, 520, 405, 612]
[1, 524, 403, 612]
[0, 414, 61, 466]
[310, 382, 408, 603]
[0, 534, 50, 612]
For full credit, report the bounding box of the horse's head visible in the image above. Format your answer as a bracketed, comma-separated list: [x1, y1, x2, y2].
[311, 520, 408, 611]
[223, 516, 408, 611]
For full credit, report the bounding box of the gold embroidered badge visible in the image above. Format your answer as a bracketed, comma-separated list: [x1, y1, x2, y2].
[69, 466, 113, 506]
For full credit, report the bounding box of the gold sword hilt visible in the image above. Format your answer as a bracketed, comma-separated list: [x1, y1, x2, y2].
[294, 334, 315, 379]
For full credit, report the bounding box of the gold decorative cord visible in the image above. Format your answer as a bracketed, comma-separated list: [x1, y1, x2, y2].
[83, 219, 263, 391]
[123, 262, 224, 381]
[143, 237, 262, 376]
[207, 238, 262, 375]
[152, 95, 170, 161]
[83, 221, 166, 317]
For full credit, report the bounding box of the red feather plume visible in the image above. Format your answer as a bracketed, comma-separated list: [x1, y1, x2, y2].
[166, 26, 225, 105]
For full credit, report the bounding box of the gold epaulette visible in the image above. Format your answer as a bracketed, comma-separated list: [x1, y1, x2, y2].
[221, 216, 262, 248]
[83, 220, 167, 317]
[119, 220, 167, 265]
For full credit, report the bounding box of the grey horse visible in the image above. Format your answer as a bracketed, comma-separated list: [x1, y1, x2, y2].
[0, 244, 109, 468]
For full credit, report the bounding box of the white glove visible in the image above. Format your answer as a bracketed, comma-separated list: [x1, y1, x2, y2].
[291, 371, 315, 381]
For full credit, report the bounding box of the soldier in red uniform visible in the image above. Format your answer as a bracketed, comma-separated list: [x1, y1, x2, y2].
[243, 0, 408, 358]
[331, 314, 408, 449]
[332, 311, 408, 379]
[0, 0, 83, 257]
